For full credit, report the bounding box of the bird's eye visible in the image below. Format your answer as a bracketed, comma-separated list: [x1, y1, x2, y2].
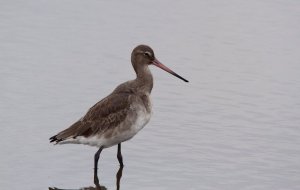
[143, 51, 151, 57]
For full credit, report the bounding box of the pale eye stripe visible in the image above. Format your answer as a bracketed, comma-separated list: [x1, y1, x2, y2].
[136, 50, 152, 57]
[144, 51, 152, 56]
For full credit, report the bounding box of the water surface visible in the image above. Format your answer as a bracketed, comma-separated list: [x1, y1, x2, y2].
[1, 0, 300, 190]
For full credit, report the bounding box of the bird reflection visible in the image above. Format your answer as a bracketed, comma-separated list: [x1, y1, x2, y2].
[49, 166, 123, 190]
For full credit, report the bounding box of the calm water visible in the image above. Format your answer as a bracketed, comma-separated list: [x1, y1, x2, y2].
[1, 0, 300, 190]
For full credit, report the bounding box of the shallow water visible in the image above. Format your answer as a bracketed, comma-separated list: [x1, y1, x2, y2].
[1, 0, 300, 190]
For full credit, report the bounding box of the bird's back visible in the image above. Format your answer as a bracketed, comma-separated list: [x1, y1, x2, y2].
[50, 80, 152, 148]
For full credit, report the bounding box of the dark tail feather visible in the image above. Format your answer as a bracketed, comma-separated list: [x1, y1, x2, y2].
[49, 120, 83, 144]
[49, 135, 63, 144]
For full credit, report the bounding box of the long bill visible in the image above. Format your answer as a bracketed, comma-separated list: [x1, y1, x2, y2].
[152, 58, 189, 82]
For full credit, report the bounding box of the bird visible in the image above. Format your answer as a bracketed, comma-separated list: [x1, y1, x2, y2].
[49, 44, 188, 185]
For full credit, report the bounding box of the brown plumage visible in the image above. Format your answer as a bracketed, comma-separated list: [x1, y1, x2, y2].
[49, 93, 132, 143]
[49, 44, 188, 186]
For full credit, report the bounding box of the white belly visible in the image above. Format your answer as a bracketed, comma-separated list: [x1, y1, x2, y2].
[59, 102, 152, 148]
[103, 94, 152, 147]
[102, 108, 151, 148]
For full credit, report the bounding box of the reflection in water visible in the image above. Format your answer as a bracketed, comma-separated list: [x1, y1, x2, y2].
[49, 186, 106, 190]
[49, 166, 123, 190]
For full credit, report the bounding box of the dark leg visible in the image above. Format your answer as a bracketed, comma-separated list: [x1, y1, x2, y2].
[94, 147, 103, 187]
[116, 165, 124, 190]
[117, 143, 124, 167]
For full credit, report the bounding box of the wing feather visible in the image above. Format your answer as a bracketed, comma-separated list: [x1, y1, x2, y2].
[49, 92, 132, 143]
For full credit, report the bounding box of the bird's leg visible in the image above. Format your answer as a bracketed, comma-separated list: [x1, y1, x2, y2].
[117, 143, 124, 167]
[116, 165, 124, 190]
[94, 147, 103, 187]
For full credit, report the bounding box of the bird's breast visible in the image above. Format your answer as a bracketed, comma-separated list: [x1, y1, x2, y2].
[131, 94, 152, 132]
[140, 93, 152, 113]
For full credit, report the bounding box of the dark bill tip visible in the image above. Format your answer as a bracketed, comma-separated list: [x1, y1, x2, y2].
[152, 59, 189, 83]
[171, 72, 189, 82]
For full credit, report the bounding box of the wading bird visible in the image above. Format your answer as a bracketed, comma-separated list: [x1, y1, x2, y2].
[50, 44, 188, 185]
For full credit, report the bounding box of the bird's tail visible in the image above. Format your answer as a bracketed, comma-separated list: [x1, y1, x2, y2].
[49, 120, 82, 144]
[49, 134, 63, 144]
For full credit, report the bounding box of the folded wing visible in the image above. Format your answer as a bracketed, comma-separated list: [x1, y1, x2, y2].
[49, 92, 132, 144]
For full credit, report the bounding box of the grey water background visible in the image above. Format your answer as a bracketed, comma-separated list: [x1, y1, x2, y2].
[1, 0, 300, 189]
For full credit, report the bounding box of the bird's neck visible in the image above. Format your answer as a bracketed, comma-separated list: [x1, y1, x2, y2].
[135, 65, 153, 94]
